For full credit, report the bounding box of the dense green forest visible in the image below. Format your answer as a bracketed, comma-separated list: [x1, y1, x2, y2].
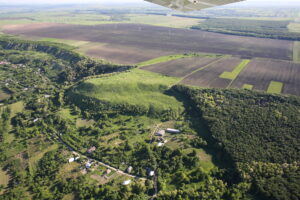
[192, 19, 300, 41]
[0, 37, 130, 84]
[174, 85, 300, 200]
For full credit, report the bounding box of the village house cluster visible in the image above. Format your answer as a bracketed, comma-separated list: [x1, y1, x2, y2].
[154, 128, 180, 147]
[64, 127, 181, 186]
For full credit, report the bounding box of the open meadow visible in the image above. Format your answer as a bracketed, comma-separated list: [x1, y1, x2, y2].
[68, 69, 184, 114]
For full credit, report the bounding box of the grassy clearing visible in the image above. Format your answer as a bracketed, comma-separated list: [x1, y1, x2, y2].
[39, 38, 90, 47]
[76, 119, 94, 128]
[62, 194, 76, 200]
[293, 41, 300, 63]
[58, 162, 81, 180]
[288, 22, 300, 33]
[242, 84, 254, 90]
[0, 19, 35, 29]
[28, 144, 59, 174]
[58, 108, 77, 121]
[220, 59, 250, 80]
[267, 81, 283, 94]
[137, 54, 200, 67]
[72, 69, 184, 112]
[9, 101, 24, 117]
[0, 169, 10, 186]
[0, 12, 200, 28]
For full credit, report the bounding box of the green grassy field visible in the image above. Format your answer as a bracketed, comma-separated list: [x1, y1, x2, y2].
[9, 101, 24, 117]
[76, 119, 94, 128]
[0, 169, 10, 186]
[137, 54, 198, 67]
[267, 81, 283, 94]
[71, 69, 184, 113]
[288, 22, 300, 33]
[220, 59, 250, 80]
[0, 12, 201, 29]
[293, 41, 300, 63]
[28, 143, 59, 174]
[137, 53, 220, 67]
[127, 14, 202, 28]
[242, 84, 254, 90]
[39, 38, 90, 47]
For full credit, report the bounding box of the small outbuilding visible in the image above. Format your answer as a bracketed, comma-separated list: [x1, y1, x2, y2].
[149, 171, 155, 177]
[155, 130, 165, 137]
[126, 166, 133, 173]
[122, 180, 131, 185]
[157, 142, 164, 147]
[85, 162, 92, 169]
[166, 128, 181, 134]
[74, 156, 80, 161]
[68, 157, 75, 163]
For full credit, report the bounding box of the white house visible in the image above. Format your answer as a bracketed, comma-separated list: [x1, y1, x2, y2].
[157, 142, 164, 147]
[149, 171, 155, 177]
[122, 180, 131, 185]
[68, 157, 75, 163]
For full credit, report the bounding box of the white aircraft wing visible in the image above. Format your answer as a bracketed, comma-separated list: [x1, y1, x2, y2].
[145, 0, 244, 12]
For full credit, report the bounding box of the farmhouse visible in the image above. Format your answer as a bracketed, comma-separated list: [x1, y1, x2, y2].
[68, 157, 75, 163]
[155, 130, 165, 136]
[166, 128, 181, 133]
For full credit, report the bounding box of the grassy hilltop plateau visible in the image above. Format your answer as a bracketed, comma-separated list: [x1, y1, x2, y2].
[0, 3, 299, 200]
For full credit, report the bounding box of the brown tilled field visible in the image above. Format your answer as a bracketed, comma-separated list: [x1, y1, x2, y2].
[84, 43, 175, 65]
[229, 58, 300, 96]
[180, 57, 242, 88]
[141, 56, 220, 77]
[3, 23, 293, 64]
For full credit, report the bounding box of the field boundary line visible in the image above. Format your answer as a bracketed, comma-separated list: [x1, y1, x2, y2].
[174, 57, 226, 85]
[226, 59, 251, 88]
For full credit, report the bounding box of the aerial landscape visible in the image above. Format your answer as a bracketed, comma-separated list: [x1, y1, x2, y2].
[0, 0, 299, 200]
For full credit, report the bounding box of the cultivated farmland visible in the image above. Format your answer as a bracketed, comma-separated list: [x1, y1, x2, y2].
[229, 58, 300, 96]
[180, 57, 243, 88]
[141, 56, 221, 77]
[2, 23, 293, 64]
